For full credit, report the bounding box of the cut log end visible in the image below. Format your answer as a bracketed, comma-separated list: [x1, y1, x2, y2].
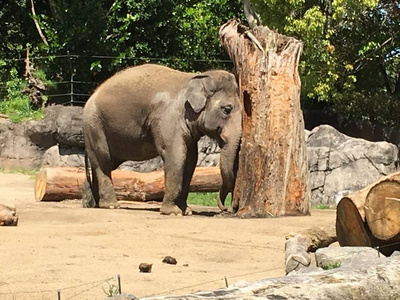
[34, 168, 47, 201]
[336, 197, 371, 247]
[365, 180, 400, 240]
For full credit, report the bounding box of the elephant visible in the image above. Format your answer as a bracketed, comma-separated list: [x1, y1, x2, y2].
[82, 64, 242, 215]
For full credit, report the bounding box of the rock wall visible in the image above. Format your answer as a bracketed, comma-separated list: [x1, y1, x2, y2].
[1, 106, 399, 206]
[306, 125, 399, 206]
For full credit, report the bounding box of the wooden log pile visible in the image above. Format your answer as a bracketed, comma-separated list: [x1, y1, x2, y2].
[35, 167, 222, 202]
[336, 172, 400, 256]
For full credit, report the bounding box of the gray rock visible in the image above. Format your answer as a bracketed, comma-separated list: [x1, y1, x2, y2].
[141, 255, 400, 299]
[118, 157, 163, 172]
[118, 136, 221, 172]
[24, 119, 57, 149]
[0, 122, 43, 169]
[285, 235, 311, 274]
[391, 251, 400, 259]
[315, 246, 381, 270]
[307, 125, 399, 207]
[42, 145, 84, 167]
[56, 106, 84, 147]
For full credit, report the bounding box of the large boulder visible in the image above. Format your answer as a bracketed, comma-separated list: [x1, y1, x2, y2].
[307, 125, 399, 207]
[55, 106, 84, 147]
[0, 118, 44, 169]
[0, 105, 84, 170]
[42, 145, 84, 167]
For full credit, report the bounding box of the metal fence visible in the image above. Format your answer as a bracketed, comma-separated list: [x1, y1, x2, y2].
[0, 54, 233, 107]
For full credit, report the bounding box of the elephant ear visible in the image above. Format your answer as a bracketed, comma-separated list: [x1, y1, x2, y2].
[185, 75, 217, 113]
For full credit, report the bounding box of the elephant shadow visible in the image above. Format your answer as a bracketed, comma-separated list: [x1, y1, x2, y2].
[118, 205, 221, 217]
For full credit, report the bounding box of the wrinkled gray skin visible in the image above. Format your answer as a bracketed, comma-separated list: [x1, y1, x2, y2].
[82, 64, 242, 215]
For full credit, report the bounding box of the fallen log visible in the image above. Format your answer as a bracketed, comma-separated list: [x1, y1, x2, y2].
[336, 171, 400, 256]
[35, 167, 222, 202]
[285, 227, 337, 274]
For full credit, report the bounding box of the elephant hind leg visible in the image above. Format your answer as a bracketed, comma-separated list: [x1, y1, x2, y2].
[82, 179, 96, 208]
[83, 127, 118, 208]
[90, 162, 119, 208]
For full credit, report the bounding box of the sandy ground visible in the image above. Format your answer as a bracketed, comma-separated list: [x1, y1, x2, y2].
[0, 172, 337, 299]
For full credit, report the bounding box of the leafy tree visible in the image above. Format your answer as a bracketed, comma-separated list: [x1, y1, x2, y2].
[252, 0, 400, 127]
[1, 0, 242, 106]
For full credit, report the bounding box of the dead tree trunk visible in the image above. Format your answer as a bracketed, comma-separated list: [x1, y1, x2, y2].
[219, 19, 310, 217]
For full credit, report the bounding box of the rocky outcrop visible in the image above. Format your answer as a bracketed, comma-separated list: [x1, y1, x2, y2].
[0, 105, 81, 169]
[138, 247, 400, 300]
[307, 125, 399, 206]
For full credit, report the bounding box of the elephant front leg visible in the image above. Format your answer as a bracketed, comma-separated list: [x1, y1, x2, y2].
[160, 143, 197, 216]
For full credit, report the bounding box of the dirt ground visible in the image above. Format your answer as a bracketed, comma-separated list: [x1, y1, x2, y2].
[0, 172, 337, 299]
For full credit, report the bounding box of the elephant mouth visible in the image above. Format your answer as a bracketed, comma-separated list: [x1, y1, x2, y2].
[216, 126, 222, 136]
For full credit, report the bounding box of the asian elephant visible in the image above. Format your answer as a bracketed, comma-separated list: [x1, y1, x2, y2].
[82, 64, 242, 215]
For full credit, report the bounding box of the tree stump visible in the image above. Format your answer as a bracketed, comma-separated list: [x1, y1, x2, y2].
[336, 171, 400, 256]
[219, 20, 310, 217]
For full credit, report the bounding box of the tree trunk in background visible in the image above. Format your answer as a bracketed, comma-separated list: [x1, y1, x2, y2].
[219, 20, 310, 218]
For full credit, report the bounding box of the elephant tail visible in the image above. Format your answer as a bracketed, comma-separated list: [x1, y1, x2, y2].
[84, 151, 92, 188]
[82, 151, 96, 208]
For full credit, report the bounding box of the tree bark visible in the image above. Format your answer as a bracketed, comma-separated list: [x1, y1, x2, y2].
[336, 171, 400, 256]
[35, 167, 222, 202]
[219, 19, 310, 218]
[29, 0, 49, 46]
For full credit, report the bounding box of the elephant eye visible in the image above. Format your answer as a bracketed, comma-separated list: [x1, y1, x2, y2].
[221, 105, 233, 115]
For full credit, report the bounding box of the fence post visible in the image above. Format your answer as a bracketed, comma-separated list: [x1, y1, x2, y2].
[67, 51, 74, 106]
[117, 274, 121, 294]
[70, 72, 74, 106]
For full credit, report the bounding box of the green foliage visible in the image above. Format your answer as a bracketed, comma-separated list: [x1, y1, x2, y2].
[187, 192, 231, 207]
[321, 261, 341, 270]
[0, 167, 39, 177]
[0, 0, 398, 128]
[0, 68, 43, 122]
[102, 280, 119, 297]
[253, 0, 400, 127]
[312, 204, 331, 210]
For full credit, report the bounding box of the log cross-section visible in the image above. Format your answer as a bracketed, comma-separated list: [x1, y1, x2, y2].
[336, 171, 400, 255]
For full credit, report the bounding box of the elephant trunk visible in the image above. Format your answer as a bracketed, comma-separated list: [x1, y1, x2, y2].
[217, 109, 242, 212]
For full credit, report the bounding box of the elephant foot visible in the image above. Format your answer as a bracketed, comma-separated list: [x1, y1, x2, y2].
[160, 203, 183, 216]
[160, 203, 192, 216]
[99, 199, 120, 209]
[185, 206, 193, 216]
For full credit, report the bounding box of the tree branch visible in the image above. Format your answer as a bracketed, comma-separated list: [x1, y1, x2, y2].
[30, 0, 49, 46]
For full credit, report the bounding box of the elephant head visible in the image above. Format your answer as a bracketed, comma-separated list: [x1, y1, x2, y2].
[184, 71, 242, 212]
